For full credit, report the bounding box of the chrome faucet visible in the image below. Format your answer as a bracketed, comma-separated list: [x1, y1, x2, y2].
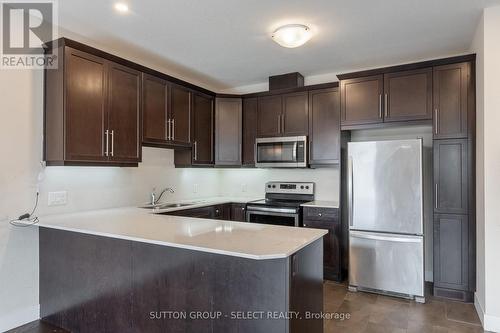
[150, 187, 175, 205]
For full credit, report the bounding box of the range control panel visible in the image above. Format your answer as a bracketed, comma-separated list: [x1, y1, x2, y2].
[265, 182, 315, 195]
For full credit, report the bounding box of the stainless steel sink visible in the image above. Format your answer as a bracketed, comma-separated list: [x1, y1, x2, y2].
[140, 202, 199, 209]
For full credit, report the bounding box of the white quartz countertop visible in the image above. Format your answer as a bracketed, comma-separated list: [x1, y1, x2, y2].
[32, 200, 327, 260]
[301, 200, 339, 209]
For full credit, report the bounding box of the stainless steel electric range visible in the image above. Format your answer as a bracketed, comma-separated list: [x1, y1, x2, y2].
[246, 181, 315, 227]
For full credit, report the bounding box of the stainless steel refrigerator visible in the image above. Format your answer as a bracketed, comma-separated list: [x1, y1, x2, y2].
[348, 139, 425, 302]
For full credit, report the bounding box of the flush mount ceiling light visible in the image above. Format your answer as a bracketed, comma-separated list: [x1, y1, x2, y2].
[271, 24, 312, 48]
[114, 2, 129, 13]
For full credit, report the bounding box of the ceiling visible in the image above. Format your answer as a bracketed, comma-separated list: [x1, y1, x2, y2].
[57, 0, 497, 92]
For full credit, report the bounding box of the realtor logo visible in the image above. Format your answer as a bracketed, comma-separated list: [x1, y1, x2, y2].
[1, 0, 58, 69]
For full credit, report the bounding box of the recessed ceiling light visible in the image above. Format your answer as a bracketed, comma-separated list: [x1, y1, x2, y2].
[271, 24, 312, 48]
[114, 2, 129, 13]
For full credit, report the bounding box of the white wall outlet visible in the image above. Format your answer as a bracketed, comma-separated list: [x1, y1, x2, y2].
[48, 191, 67, 206]
[193, 184, 199, 193]
[241, 183, 247, 192]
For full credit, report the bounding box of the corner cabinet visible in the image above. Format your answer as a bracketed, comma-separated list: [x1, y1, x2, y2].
[242, 97, 258, 166]
[44, 45, 141, 166]
[215, 98, 242, 166]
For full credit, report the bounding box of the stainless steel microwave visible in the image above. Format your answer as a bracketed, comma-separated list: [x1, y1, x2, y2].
[255, 136, 307, 168]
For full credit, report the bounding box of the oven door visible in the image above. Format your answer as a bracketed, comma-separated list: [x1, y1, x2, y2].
[246, 206, 300, 227]
[255, 136, 307, 168]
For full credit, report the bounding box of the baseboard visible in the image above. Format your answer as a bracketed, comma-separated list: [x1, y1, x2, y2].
[475, 293, 485, 327]
[475, 293, 500, 333]
[425, 270, 433, 282]
[0, 304, 40, 332]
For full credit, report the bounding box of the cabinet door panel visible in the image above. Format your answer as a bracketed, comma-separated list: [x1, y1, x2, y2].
[257, 95, 282, 137]
[282, 92, 308, 136]
[65, 47, 108, 162]
[230, 203, 247, 222]
[170, 85, 191, 144]
[107, 62, 141, 162]
[433, 63, 469, 139]
[434, 139, 468, 214]
[242, 98, 258, 166]
[384, 68, 432, 122]
[142, 74, 167, 143]
[192, 93, 214, 165]
[215, 98, 242, 166]
[434, 214, 469, 291]
[309, 88, 340, 165]
[341, 75, 383, 126]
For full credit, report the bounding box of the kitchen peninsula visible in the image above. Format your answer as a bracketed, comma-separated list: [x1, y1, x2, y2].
[34, 205, 326, 333]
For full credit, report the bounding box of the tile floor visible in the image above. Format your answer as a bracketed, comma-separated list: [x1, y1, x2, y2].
[8, 281, 484, 333]
[324, 281, 484, 333]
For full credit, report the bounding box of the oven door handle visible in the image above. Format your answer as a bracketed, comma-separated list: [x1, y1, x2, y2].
[246, 206, 298, 214]
[246, 209, 300, 227]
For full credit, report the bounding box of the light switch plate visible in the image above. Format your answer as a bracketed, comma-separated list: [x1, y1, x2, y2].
[48, 191, 67, 206]
[241, 183, 247, 192]
[193, 184, 198, 193]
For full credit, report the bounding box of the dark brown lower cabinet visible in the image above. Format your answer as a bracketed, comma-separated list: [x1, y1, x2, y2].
[302, 207, 342, 281]
[433, 214, 473, 302]
[164, 203, 245, 222]
[230, 203, 247, 222]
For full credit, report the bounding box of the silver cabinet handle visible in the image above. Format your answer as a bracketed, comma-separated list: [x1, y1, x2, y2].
[172, 119, 175, 140]
[434, 108, 438, 135]
[435, 183, 438, 209]
[379, 94, 382, 118]
[167, 119, 171, 140]
[110, 130, 114, 157]
[277, 115, 281, 134]
[384, 93, 388, 118]
[281, 113, 285, 133]
[104, 130, 109, 157]
[194, 141, 197, 161]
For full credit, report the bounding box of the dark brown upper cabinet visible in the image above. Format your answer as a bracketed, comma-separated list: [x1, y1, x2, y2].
[215, 98, 242, 166]
[107, 62, 141, 163]
[44, 46, 141, 166]
[308, 88, 340, 166]
[170, 84, 192, 145]
[282, 91, 309, 136]
[433, 139, 468, 215]
[433, 62, 470, 139]
[340, 75, 384, 127]
[383, 68, 432, 122]
[257, 95, 282, 137]
[242, 98, 258, 166]
[142, 74, 168, 145]
[257, 92, 308, 137]
[192, 92, 214, 165]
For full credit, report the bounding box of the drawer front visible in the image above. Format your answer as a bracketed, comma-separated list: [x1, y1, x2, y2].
[303, 207, 338, 221]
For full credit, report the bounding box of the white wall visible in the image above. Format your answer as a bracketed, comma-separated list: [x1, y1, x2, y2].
[470, 5, 500, 332]
[350, 126, 434, 281]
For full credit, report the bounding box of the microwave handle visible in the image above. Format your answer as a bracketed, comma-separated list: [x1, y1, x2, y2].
[254, 142, 258, 164]
[293, 141, 297, 160]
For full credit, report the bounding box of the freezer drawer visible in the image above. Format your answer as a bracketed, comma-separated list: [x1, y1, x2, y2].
[349, 231, 424, 297]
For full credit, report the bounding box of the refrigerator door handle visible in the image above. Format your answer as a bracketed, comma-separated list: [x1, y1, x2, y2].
[350, 231, 422, 243]
[348, 156, 354, 227]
